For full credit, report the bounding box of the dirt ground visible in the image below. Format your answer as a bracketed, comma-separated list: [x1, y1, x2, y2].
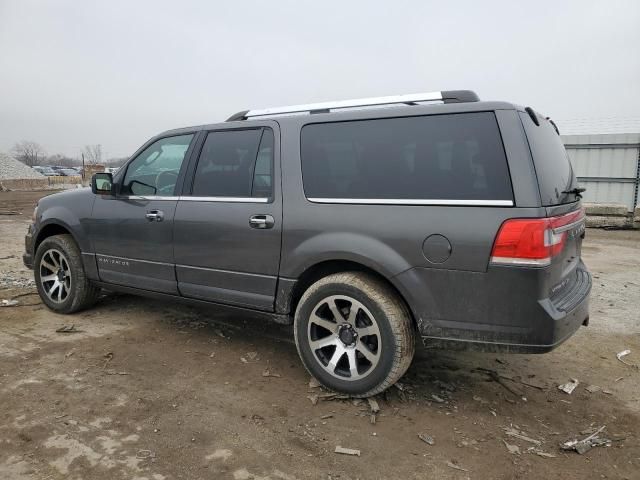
[1, 190, 639, 480]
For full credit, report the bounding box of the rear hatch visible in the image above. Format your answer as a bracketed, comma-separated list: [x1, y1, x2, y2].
[519, 109, 587, 309]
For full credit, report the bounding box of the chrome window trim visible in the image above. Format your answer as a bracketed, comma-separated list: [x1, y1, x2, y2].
[306, 198, 514, 207]
[120, 195, 180, 201]
[179, 196, 269, 203]
[118, 195, 269, 203]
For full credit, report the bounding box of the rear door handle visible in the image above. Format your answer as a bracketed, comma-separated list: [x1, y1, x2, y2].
[249, 214, 274, 229]
[145, 210, 164, 222]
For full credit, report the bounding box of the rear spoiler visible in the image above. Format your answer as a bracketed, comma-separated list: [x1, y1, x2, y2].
[525, 106, 560, 135]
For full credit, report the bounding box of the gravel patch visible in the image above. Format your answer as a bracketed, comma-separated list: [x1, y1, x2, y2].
[0, 153, 44, 180]
[0, 272, 35, 289]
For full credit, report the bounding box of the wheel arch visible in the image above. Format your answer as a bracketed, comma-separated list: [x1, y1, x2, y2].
[282, 259, 419, 332]
[34, 221, 77, 253]
[33, 220, 99, 281]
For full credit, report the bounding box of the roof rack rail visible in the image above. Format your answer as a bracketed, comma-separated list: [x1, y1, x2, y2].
[226, 90, 479, 121]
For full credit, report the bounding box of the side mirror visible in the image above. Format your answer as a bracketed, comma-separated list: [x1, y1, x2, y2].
[91, 172, 114, 195]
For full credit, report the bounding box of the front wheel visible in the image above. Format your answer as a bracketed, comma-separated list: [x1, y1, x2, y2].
[294, 272, 415, 397]
[34, 234, 100, 314]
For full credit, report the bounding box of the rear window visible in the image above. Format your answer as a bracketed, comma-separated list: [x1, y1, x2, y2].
[300, 112, 513, 202]
[519, 112, 578, 206]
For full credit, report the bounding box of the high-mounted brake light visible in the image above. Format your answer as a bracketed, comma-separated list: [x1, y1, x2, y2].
[490, 209, 585, 267]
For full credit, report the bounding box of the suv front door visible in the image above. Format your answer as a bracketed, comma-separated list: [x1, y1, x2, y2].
[89, 133, 196, 294]
[173, 123, 282, 310]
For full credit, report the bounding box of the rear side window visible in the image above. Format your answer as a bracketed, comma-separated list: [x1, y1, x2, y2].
[252, 129, 274, 198]
[300, 112, 512, 202]
[519, 112, 578, 206]
[191, 128, 273, 198]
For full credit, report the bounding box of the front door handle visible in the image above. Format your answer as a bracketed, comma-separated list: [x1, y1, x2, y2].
[249, 214, 274, 229]
[145, 210, 164, 222]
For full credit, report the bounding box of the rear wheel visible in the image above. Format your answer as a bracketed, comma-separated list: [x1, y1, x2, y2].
[34, 234, 100, 314]
[294, 272, 415, 397]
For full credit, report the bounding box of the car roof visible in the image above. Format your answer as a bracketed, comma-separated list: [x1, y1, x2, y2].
[159, 100, 522, 137]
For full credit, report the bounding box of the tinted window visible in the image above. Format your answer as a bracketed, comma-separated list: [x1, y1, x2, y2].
[519, 112, 578, 206]
[192, 129, 267, 197]
[123, 134, 193, 196]
[300, 112, 512, 201]
[252, 129, 274, 198]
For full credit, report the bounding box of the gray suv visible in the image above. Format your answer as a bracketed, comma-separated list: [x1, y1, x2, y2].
[23, 90, 591, 397]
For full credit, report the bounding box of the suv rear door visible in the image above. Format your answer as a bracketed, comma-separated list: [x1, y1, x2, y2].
[173, 122, 282, 311]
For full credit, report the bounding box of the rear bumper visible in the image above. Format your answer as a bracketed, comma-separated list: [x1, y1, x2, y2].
[419, 293, 589, 353]
[394, 262, 591, 353]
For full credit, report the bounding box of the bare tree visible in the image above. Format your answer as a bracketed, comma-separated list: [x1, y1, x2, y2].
[83, 144, 102, 165]
[12, 140, 45, 166]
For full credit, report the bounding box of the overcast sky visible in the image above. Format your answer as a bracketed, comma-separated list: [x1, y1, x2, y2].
[1, 0, 639, 159]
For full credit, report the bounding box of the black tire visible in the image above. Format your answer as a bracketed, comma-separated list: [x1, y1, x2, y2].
[294, 272, 415, 397]
[34, 234, 100, 314]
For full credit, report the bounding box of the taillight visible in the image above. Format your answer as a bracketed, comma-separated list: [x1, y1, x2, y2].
[490, 209, 585, 267]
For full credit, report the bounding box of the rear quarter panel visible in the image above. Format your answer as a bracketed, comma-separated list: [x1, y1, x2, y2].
[277, 104, 546, 324]
[278, 104, 544, 276]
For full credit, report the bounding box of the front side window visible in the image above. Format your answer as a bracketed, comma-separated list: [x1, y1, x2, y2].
[122, 134, 194, 196]
[191, 128, 273, 198]
[300, 112, 513, 201]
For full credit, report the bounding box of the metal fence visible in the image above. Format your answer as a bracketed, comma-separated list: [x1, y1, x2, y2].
[562, 133, 640, 212]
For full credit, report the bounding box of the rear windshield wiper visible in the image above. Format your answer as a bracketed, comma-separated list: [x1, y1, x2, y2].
[562, 187, 586, 198]
[545, 117, 560, 135]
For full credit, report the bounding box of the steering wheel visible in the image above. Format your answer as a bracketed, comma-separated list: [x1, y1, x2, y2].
[155, 170, 179, 195]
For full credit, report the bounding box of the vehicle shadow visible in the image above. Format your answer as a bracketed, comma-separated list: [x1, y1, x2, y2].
[96, 290, 543, 403]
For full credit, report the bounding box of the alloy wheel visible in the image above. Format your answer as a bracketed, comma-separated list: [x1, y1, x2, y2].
[307, 294, 382, 381]
[39, 248, 72, 303]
